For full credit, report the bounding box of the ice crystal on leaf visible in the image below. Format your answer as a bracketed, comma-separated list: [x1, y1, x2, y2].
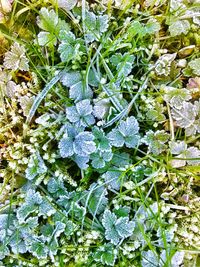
[94, 243, 117, 266]
[58, 123, 96, 168]
[102, 170, 125, 191]
[0, 68, 17, 97]
[60, 71, 93, 102]
[171, 101, 200, 135]
[84, 11, 109, 43]
[169, 20, 190, 37]
[102, 209, 135, 245]
[37, 8, 69, 46]
[170, 141, 200, 167]
[188, 58, 200, 76]
[155, 53, 176, 76]
[143, 130, 169, 156]
[58, 30, 86, 62]
[66, 99, 95, 127]
[3, 42, 29, 71]
[108, 116, 140, 148]
[25, 152, 47, 181]
[163, 86, 191, 109]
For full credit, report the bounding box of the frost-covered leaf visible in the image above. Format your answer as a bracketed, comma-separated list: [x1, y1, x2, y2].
[169, 20, 190, 37]
[47, 177, 66, 197]
[110, 53, 135, 78]
[57, 0, 78, 11]
[73, 132, 96, 156]
[170, 141, 200, 167]
[171, 101, 197, 129]
[58, 30, 85, 62]
[92, 126, 111, 152]
[102, 170, 124, 191]
[143, 130, 169, 155]
[188, 58, 200, 76]
[102, 210, 134, 245]
[141, 250, 159, 267]
[146, 18, 160, 34]
[28, 239, 48, 259]
[94, 243, 117, 266]
[108, 116, 140, 148]
[39, 199, 56, 217]
[84, 11, 109, 43]
[17, 190, 43, 223]
[66, 99, 95, 127]
[59, 124, 96, 167]
[91, 151, 113, 169]
[19, 95, 35, 117]
[37, 8, 58, 32]
[37, 8, 69, 47]
[163, 86, 191, 109]
[171, 251, 184, 267]
[73, 154, 90, 170]
[93, 95, 110, 120]
[155, 53, 176, 76]
[25, 152, 47, 180]
[3, 42, 29, 71]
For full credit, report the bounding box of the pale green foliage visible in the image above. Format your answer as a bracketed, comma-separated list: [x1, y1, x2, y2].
[163, 86, 191, 109]
[110, 53, 135, 78]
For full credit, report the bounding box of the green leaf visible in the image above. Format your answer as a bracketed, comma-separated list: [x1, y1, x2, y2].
[28, 240, 48, 259]
[3, 42, 29, 71]
[102, 210, 134, 245]
[188, 58, 200, 76]
[94, 244, 117, 266]
[169, 20, 190, 37]
[25, 152, 47, 180]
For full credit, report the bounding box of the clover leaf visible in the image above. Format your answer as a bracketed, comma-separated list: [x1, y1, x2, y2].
[107, 116, 140, 148]
[66, 99, 95, 127]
